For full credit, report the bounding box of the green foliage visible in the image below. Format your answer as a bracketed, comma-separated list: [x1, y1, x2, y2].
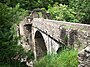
[48, 3, 79, 22]
[53, 0, 69, 5]
[47, 0, 90, 24]
[1, 0, 90, 24]
[0, 0, 69, 10]
[34, 49, 78, 67]
[0, 3, 28, 66]
[69, 0, 90, 24]
[27, 50, 34, 60]
[0, 60, 27, 67]
[0, 0, 53, 10]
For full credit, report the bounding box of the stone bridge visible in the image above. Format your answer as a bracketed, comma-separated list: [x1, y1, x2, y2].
[18, 9, 90, 66]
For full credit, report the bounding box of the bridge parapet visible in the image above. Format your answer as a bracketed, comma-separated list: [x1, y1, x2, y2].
[29, 9, 51, 20]
[32, 18, 90, 50]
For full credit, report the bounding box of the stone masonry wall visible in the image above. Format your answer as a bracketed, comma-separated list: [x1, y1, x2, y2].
[19, 18, 32, 52]
[78, 45, 90, 67]
[31, 18, 90, 67]
[32, 18, 90, 50]
[20, 16, 90, 66]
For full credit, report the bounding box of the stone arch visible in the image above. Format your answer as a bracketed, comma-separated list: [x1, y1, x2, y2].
[57, 47, 62, 53]
[34, 31, 47, 59]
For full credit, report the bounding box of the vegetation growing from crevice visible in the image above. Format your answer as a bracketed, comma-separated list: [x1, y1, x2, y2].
[34, 48, 78, 67]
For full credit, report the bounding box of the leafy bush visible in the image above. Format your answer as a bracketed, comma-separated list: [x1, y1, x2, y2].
[47, 3, 79, 22]
[0, 3, 28, 66]
[0, 0, 53, 10]
[34, 49, 78, 67]
[69, 0, 90, 24]
[47, 1, 90, 24]
[0, 60, 27, 67]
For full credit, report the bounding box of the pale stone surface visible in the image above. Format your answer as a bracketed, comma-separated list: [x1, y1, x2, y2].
[18, 15, 90, 66]
[31, 18, 90, 67]
[32, 18, 90, 50]
[78, 45, 90, 67]
[26, 61, 33, 67]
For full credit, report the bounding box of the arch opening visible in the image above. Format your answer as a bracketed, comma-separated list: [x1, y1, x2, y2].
[35, 31, 47, 59]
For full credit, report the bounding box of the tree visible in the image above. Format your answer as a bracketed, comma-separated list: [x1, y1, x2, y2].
[69, 0, 90, 24]
[47, 3, 79, 22]
[0, 3, 28, 66]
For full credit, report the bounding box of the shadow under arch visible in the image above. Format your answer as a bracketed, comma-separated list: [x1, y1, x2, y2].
[34, 31, 47, 59]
